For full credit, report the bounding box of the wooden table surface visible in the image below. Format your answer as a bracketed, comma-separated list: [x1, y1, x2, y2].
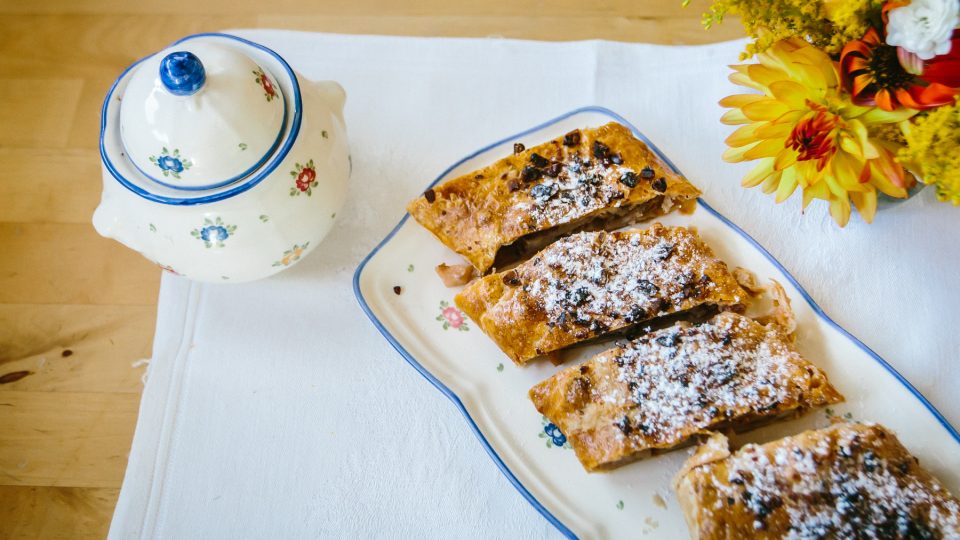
[0, 2, 740, 537]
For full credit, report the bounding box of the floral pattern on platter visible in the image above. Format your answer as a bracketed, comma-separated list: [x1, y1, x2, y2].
[190, 217, 237, 248]
[825, 407, 855, 422]
[272, 242, 310, 267]
[436, 300, 469, 331]
[157, 263, 181, 276]
[539, 416, 571, 449]
[253, 68, 278, 102]
[289, 159, 318, 196]
[149, 147, 192, 179]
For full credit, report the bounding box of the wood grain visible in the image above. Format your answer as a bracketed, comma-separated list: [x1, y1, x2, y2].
[0, 2, 736, 537]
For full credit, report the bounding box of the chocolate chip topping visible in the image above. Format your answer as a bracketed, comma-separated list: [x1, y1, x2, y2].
[531, 182, 558, 203]
[513, 142, 525, 154]
[592, 140, 610, 159]
[563, 130, 581, 146]
[423, 188, 436, 203]
[620, 171, 638, 188]
[640, 166, 655, 179]
[637, 279, 660, 296]
[654, 242, 675, 261]
[652, 177, 668, 192]
[529, 153, 549, 168]
[521, 166, 543, 183]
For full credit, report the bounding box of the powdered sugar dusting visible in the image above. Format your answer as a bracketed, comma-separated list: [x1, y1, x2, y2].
[519, 226, 742, 336]
[526, 154, 633, 226]
[700, 423, 960, 537]
[582, 313, 832, 446]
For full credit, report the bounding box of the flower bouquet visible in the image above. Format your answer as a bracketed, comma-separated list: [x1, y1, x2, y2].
[688, 0, 960, 225]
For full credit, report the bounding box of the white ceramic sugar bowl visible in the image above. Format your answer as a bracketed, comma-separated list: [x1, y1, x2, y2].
[93, 33, 349, 283]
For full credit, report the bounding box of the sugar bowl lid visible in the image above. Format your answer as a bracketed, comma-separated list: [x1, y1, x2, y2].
[118, 41, 286, 190]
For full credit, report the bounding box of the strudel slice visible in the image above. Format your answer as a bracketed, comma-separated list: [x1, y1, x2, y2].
[674, 423, 960, 539]
[455, 224, 746, 364]
[407, 122, 701, 273]
[529, 311, 843, 471]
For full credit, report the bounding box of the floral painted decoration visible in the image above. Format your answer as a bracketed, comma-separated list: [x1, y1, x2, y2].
[272, 242, 310, 267]
[190, 216, 236, 248]
[539, 416, 571, 449]
[289, 159, 318, 196]
[157, 263, 181, 275]
[687, 0, 960, 223]
[149, 147, 192, 179]
[253, 68, 278, 101]
[436, 300, 469, 331]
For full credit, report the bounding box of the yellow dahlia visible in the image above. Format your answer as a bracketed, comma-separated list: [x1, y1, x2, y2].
[721, 38, 918, 226]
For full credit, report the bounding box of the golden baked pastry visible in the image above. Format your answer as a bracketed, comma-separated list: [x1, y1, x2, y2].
[407, 122, 701, 273]
[674, 423, 960, 539]
[455, 224, 747, 365]
[529, 311, 843, 471]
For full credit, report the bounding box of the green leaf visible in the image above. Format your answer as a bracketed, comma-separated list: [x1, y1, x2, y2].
[616, 500, 624, 510]
[496, 363, 504, 372]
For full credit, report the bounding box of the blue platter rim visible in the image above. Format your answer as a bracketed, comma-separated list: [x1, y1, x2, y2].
[352, 105, 960, 539]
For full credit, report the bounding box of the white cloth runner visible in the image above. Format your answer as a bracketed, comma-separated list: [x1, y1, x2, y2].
[110, 30, 960, 539]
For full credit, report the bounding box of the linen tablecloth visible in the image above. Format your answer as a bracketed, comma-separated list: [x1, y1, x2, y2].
[109, 30, 960, 539]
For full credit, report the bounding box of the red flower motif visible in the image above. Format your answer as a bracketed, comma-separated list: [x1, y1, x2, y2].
[261, 75, 276, 98]
[158, 264, 181, 276]
[840, 27, 958, 111]
[442, 306, 464, 329]
[295, 166, 316, 192]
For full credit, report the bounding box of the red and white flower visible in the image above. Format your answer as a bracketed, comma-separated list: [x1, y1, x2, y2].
[885, 0, 959, 60]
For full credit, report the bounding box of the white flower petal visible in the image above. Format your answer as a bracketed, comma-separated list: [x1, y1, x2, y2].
[885, 0, 959, 60]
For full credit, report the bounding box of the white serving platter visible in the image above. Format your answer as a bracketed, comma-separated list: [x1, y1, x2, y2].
[353, 106, 960, 539]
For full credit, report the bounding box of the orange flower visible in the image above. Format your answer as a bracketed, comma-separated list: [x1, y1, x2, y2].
[840, 28, 959, 111]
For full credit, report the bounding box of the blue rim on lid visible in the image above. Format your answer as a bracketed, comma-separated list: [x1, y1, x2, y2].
[99, 33, 303, 206]
[159, 51, 206, 96]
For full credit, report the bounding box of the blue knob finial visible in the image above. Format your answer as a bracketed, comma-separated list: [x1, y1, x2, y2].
[159, 51, 205, 96]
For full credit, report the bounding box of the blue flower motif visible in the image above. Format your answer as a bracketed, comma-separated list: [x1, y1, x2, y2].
[200, 225, 228, 243]
[158, 155, 184, 174]
[544, 423, 567, 447]
[191, 217, 236, 248]
[149, 147, 192, 179]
